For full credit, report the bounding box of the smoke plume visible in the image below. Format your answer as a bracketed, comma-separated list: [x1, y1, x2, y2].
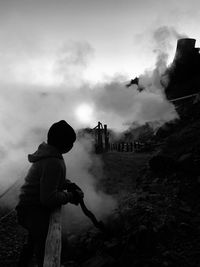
[132, 26, 188, 128]
[0, 27, 184, 225]
[62, 137, 116, 230]
[0, 84, 117, 225]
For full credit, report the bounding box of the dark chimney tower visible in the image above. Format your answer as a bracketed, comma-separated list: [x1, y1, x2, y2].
[164, 37, 200, 119]
[174, 38, 196, 61]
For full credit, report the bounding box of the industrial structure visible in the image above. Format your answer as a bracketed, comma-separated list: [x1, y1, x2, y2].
[165, 38, 200, 100]
[93, 122, 109, 153]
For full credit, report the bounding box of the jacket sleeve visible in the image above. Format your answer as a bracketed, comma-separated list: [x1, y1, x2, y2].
[40, 158, 72, 209]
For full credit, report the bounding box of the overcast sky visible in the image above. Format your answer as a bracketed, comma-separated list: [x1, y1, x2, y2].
[0, 0, 198, 136]
[0, 0, 200, 83]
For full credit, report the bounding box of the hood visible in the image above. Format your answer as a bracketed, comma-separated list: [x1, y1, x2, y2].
[28, 142, 63, 163]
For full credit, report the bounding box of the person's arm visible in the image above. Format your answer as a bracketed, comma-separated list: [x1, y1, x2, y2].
[40, 158, 74, 209]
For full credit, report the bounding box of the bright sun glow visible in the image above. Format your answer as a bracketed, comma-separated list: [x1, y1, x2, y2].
[75, 104, 94, 124]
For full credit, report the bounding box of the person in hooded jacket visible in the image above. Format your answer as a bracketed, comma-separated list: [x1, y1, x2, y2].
[16, 120, 83, 267]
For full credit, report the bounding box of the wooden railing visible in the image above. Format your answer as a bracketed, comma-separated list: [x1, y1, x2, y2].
[43, 207, 62, 267]
[109, 141, 155, 152]
[110, 142, 134, 152]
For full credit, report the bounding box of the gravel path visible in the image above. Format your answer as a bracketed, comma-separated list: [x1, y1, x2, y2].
[0, 210, 27, 267]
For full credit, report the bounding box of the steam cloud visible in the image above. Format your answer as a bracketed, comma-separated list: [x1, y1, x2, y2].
[0, 85, 117, 224]
[0, 26, 183, 226]
[62, 137, 116, 230]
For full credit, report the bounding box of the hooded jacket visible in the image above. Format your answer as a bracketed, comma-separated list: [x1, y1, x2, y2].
[17, 142, 72, 210]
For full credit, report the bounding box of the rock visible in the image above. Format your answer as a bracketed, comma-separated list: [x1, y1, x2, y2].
[177, 153, 198, 174]
[62, 261, 79, 267]
[178, 153, 192, 163]
[149, 155, 177, 175]
[179, 201, 192, 213]
[162, 261, 169, 266]
[135, 225, 157, 253]
[103, 238, 120, 254]
[81, 253, 115, 267]
[178, 153, 194, 171]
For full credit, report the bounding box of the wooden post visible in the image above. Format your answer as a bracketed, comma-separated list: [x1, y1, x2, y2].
[97, 122, 103, 153]
[126, 143, 129, 152]
[130, 142, 133, 152]
[117, 143, 120, 152]
[121, 142, 123, 152]
[43, 207, 62, 267]
[104, 124, 109, 152]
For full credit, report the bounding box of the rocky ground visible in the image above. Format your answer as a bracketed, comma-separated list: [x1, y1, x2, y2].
[61, 119, 200, 267]
[0, 210, 26, 267]
[1, 126, 200, 267]
[61, 152, 152, 267]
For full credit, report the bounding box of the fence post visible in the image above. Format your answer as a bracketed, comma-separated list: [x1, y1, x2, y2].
[104, 124, 109, 152]
[43, 207, 62, 267]
[130, 142, 133, 152]
[117, 143, 120, 152]
[126, 143, 129, 152]
[97, 122, 103, 153]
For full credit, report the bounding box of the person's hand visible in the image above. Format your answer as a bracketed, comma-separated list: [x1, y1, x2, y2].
[68, 190, 84, 205]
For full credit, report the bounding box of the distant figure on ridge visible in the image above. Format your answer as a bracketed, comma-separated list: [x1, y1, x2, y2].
[126, 76, 144, 92]
[126, 76, 139, 88]
[16, 120, 83, 267]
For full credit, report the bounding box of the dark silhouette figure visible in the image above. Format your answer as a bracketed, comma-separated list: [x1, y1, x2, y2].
[16, 120, 83, 267]
[126, 77, 144, 92]
[126, 77, 139, 87]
